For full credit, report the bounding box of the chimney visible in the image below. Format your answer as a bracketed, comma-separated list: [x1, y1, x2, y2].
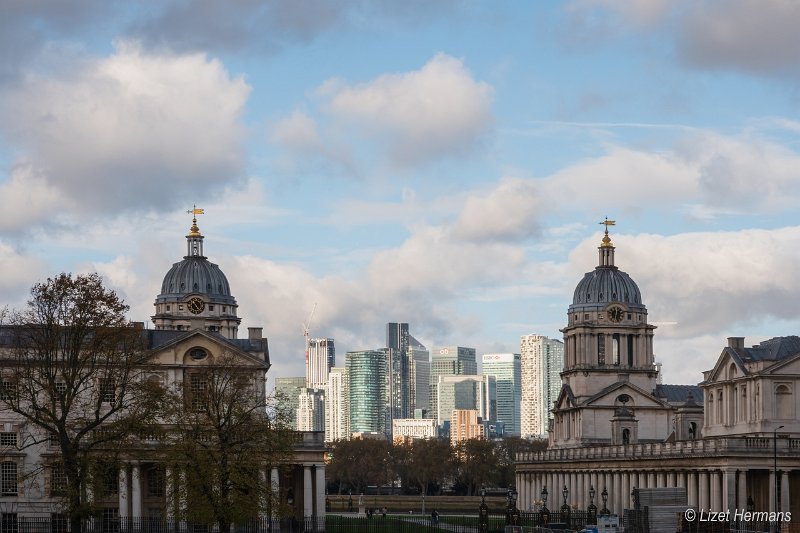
[248, 327, 263, 340]
[727, 337, 745, 350]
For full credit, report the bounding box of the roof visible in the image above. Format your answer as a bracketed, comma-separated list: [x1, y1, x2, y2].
[157, 256, 236, 304]
[740, 336, 800, 362]
[570, 266, 645, 310]
[655, 384, 704, 404]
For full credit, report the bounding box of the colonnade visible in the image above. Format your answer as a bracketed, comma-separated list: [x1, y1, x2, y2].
[116, 463, 326, 520]
[516, 468, 792, 516]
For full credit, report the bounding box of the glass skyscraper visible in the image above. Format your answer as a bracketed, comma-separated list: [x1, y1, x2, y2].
[346, 350, 386, 434]
[481, 353, 521, 436]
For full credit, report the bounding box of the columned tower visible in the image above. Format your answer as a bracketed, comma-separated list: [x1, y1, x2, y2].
[152, 213, 241, 338]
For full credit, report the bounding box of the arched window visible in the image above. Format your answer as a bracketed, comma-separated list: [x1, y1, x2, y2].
[612, 334, 620, 365]
[708, 395, 715, 424]
[688, 422, 697, 440]
[776, 385, 793, 419]
[622, 428, 630, 444]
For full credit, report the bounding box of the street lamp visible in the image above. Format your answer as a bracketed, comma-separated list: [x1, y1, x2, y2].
[600, 487, 610, 516]
[540, 486, 550, 525]
[561, 485, 570, 524]
[587, 485, 597, 524]
[774, 425, 784, 533]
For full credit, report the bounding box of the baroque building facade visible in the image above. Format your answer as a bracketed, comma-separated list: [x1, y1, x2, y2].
[516, 224, 800, 519]
[0, 217, 327, 524]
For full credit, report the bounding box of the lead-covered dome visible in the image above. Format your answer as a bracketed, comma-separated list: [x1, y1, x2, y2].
[572, 268, 641, 306]
[159, 257, 234, 301]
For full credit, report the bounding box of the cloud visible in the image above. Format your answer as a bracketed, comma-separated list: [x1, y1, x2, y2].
[128, 0, 465, 55]
[0, 241, 47, 308]
[319, 53, 494, 166]
[563, 0, 800, 78]
[0, 165, 66, 232]
[0, 42, 250, 222]
[269, 110, 355, 174]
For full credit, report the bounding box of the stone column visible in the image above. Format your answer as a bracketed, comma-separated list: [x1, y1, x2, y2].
[271, 467, 280, 522]
[698, 471, 709, 510]
[303, 466, 313, 518]
[131, 464, 142, 519]
[165, 466, 175, 521]
[686, 472, 696, 508]
[613, 472, 622, 515]
[315, 465, 326, 520]
[648, 471, 656, 489]
[769, 470, 775, 517]
[710, 471, 720, 511]
[737, 470, 748, 510]
[722, 469, 735, 511]
[621, 472, 630, 511]
[657, 471, 665, 488]
[119, 466, 129, 519]
[781, 470, 790, 515]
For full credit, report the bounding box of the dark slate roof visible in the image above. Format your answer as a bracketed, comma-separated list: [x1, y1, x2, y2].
[740, 336, 800, 362]
[655, 384, 704, 404]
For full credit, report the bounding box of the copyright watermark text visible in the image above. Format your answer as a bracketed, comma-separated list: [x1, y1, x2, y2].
[685, 508, 792, 522]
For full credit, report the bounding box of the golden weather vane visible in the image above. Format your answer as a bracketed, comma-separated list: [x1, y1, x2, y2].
[186, 205, 204, 236]
[599, 217, 616, 247]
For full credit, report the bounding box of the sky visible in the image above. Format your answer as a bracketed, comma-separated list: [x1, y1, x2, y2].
[2, 1, 800, 387]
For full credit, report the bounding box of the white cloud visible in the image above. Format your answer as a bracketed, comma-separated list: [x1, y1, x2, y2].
[0, 165, 66, 232]
[0, 241, 47, 308]
[0, 42, 250, 221]
[319, 53, 494, 166]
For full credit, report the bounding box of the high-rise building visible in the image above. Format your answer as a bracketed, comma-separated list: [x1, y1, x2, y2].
[391, 418, 437, 442]
[346, 350, 386, 435]
[325, 367, 350, 442]
[520, 334, 564, 438]
[297, 389, 325, 432]
[429, 346, 477, 420]
[435, 374, 495, 426]
[482, 353, 521, 436]
[275, 376, 305, 430]
[306, 338, 335, 389]
[450, 409, 485, 446]
[409, 339, 430, 413]
[385, 323, 411, 425]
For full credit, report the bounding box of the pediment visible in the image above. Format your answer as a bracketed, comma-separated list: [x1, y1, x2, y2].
[583, 381, 670, 409]
[146, 330, 268, 369]
[704, 347, 747, 384]
[553, 384, 576, 411]
[764, 351, 800, 376]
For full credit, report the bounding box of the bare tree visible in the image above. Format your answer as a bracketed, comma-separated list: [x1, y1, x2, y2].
[160, 352, 295, 532]
[0, 273, 162, 533]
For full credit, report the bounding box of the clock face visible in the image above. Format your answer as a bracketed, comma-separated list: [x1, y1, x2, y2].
[608, 306, 624, 323]
[188, 297, 205, 314]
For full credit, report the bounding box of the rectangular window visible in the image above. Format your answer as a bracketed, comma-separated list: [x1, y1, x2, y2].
[102, 508, 119, 533]
[0, 433, 16, 447]
[208, 305, 214, 311]
[597, 335, 606, 365]
[1, 462, 17, 495]
[147, 467, 165, 497]
[55, 382, 66, 400]
[0, 381, 17, 402]
[166, 305, 170, 312]
[49, 433, 59, 448]
[50, 464, 66, 496]
[190, 374, 208, 412]
[100, 379, 115, 404]
[51, 513, 68, 533]
[178, 305, 184, 311]
[1, 513, 17, 533]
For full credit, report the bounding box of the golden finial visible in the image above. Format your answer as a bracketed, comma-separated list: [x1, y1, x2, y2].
[186, 205, 204, 236]
[599, 217, 616, 247]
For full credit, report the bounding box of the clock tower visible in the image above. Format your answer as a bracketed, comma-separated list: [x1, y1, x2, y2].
[151, 213, 242, 339]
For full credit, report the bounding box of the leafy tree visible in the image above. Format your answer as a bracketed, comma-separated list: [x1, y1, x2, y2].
[0, 273, 162, 533]
[455, 439, 499, 496]
[160, 353, 295, 532]
[495, 437, 548, 488]
[406, 439, 454, 496]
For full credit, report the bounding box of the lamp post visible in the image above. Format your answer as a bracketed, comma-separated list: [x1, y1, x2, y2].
[587, 485, 597, 525]
[510, 488, 520, 526]
[479, 488, 489, 533]
[540, 486, 550, 526]
[774, 425, 784, 533]
[561, 485, 570, 525]
[600, 487, 610, 516]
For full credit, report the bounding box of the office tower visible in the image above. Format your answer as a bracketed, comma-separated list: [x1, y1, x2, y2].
[409, 338, 430, 413]
[520, 334, 565, 438]
[482, 353, 521, 436]
[428, 346, 477, 420]
[346, 350, 386, 435]
[385, 323, 411, 423]
[306, 338, 335, 389]
[275, 377, 305, 430]
[297, 389, 325, 432]
[325, 367, 350, 442]
[435, 374, 495, 426]
[391, 418, 437, 442]
[450, 409, 485, 446]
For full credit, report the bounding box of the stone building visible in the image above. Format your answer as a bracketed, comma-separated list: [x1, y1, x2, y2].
[516, 224, 800, 519]
[0, 216, 326, 524]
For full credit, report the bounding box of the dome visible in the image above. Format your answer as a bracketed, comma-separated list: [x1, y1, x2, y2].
[158, 257, 233, 300]
[571, 267, 642, 306]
